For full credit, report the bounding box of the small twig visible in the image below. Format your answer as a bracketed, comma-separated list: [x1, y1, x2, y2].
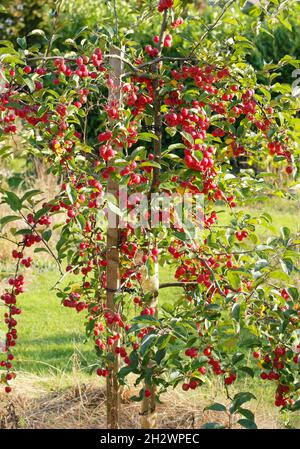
[112, 0, 119, 39]
[44, 1, 63, 58]
[51, 265, 79, 290]
[189, 0, 236, 56]
[159, 281, 198, 289]
[200, 257, 226, 297]
[27, 53, 137, 71]
[0, 235, 19, 245]
[19, 211, 63, 275]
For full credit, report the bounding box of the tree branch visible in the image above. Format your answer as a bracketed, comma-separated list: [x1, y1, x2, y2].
[159, 281, 198, 289]
[112, 0, 119, 39]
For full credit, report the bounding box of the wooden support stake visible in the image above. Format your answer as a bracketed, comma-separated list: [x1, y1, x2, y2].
[106, 45, 123, 430]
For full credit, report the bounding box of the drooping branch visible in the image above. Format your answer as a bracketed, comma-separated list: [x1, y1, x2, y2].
[27, 53, 137, 71]
[19, 211, 63, 276]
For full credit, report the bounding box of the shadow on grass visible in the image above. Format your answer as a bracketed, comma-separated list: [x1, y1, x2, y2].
[13, 334, 96, 374]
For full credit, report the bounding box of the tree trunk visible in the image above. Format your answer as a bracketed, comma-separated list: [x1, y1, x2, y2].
[106, 45, 123, 429]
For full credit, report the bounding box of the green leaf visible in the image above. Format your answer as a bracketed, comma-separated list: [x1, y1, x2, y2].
[146, 256, 155, 277]
[278, 17, 292, 32]
[0, 215, 20, 226]
[27, 29, 47, 39]
[204, 403, 227, 412]
[24, 78, 35, 93]
[16, 36, 26, 49]
[42, 230, 52, 242]
[21, 189, 41, 203]
[232, 303, 240, 322]
[56, 228, 70, 253]
[66, 184, 77, 204]
[34, 206, 50, 222]
[227, 271, 241, 290]
[140, 333, 157, 356]
[254, 259, 269, 272]
[258, 86, 271, 102]
[156, 334, 170, 349]
[232, 352, 244, 365]
[239, 408, 255, 421]
[118, 365, 133, 380]
[155, 349, 166, 365]
[138, 132, 158, 142]
[34, 248, 49, 254]
[76, 214, 86, 231]
[140, 161, 161, 169]
[180, 131, 194, 145]
[280, 258, 293, 275]
[167, 143, 186, 151]
[239, 366, 254, 378]
[14, 228, 32, 236]
[4, 191, 22, 211]
[231, 392, 256, 413]
[238, 418, 257, 429]
[133, 315, 160, 326]
[165, 127, 176, 137]
[129, 350, 139, 369]
[239, 328, 261, 348]
[280, 226, 290, 241]
[287, 287, 299, 301]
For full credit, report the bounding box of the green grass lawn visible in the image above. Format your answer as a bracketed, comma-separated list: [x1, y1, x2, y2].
[13, 270, 95, 375]
[10, 265, 182, 376]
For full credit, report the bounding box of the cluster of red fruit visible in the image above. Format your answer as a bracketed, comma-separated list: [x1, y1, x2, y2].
[174, 250, 243, 299]
[182, 346, 237, 391]
[63, 293, 88, 312]
[0, 274, 24, 393]
[0, 87, 48, 132]
[158, 0, 173, 12]
[235, 230, 248, 241]
[0, 204, 54, 392]
[253, 345, 299, 406]
[0, 112, 16, 134]
[52, 49, 103, 80]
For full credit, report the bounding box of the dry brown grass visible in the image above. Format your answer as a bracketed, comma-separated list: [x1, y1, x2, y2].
[0, 373, 290, 430]
[0, 375, 227, 429]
